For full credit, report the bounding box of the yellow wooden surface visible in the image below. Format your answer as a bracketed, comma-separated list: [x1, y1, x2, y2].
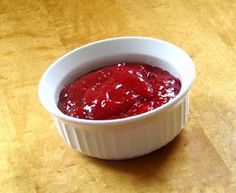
[0, 0, 236, 192]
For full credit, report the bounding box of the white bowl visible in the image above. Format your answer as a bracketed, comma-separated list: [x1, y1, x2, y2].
[38, 37, 195, 160]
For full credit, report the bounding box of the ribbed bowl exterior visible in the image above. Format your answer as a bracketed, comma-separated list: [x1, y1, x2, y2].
[52, 95, 189, 160]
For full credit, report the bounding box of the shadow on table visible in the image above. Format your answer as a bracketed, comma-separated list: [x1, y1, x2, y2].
[86, 133, 183, 181]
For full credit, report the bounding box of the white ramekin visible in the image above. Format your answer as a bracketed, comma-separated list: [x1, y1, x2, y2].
[38, 37, 195, 160]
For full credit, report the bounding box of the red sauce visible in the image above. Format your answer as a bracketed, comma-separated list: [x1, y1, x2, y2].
[58, 63, 181, 120]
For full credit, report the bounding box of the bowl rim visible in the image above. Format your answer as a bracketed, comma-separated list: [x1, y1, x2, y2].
[38, 36, 195, 125]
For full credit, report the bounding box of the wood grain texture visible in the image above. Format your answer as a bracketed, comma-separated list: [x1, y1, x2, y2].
[0, 0, 235, 192]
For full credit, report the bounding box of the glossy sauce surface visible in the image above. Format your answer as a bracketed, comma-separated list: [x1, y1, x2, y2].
[58, 63, 181, 120]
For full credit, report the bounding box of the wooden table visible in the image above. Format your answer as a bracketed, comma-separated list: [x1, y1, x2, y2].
[0, 0, 235, 192]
